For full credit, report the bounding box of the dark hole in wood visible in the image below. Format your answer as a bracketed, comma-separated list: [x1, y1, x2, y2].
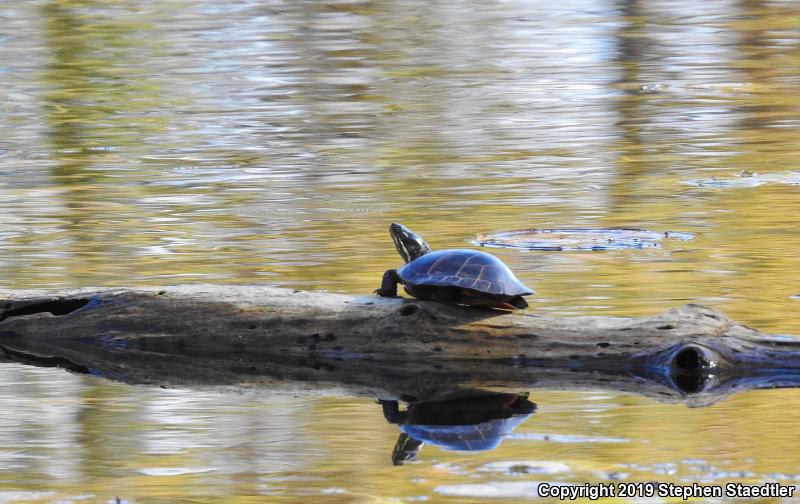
[657, 325, 675, 330]
[596, 342, 610, 348]
[0, 298, 90, 323]
[399, 304, 419, 317]
[674, 346, 706, 371]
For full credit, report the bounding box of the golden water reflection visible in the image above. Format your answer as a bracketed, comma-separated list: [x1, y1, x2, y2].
[3, 366, 800, 502]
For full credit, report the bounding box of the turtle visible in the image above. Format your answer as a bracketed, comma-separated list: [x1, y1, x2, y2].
[375, 223, 534, 310]
[379, 394, 537, 465]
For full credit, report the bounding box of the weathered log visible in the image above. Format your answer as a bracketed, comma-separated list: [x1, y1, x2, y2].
[2, 285, 800, 405]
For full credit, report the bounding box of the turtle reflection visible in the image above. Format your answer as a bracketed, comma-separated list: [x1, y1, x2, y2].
[379, 393, 536, 465]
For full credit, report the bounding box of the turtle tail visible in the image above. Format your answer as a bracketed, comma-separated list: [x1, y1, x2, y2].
[509, 296, 528, 309]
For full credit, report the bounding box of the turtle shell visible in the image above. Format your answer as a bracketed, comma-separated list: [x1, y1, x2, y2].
[397, 249, 533, 296]
[399, 414, 532, 452]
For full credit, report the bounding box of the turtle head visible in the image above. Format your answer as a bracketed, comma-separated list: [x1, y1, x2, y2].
[390, 223, 432, 263]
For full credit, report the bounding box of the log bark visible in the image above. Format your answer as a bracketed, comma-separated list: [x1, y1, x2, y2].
[2, 285, 800, 405]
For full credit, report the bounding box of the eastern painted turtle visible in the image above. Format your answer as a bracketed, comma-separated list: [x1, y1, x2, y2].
[380, 394, 537, 465]
[375, 223, 534, 310]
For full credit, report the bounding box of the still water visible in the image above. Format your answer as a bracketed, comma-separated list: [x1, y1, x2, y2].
[2, 0, 800, 502]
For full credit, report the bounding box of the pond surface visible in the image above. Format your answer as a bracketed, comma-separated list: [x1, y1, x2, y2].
[2, 0, 800, 502]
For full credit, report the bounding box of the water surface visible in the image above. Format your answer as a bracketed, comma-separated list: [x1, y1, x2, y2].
[2, 0, 800, 501]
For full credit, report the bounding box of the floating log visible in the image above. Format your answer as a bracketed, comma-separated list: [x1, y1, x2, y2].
[1, 285, 800, 405]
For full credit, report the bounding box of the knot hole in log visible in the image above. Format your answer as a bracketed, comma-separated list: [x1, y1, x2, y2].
[672, 343, 716, 371]
[634, 342, 726, 394]
[0, 298, 92, 323]
[669, 343, 721, 394]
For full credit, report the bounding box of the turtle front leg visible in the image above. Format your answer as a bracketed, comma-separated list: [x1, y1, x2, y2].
[375, 269, 400, 297]
[392, 433, 423, 466]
